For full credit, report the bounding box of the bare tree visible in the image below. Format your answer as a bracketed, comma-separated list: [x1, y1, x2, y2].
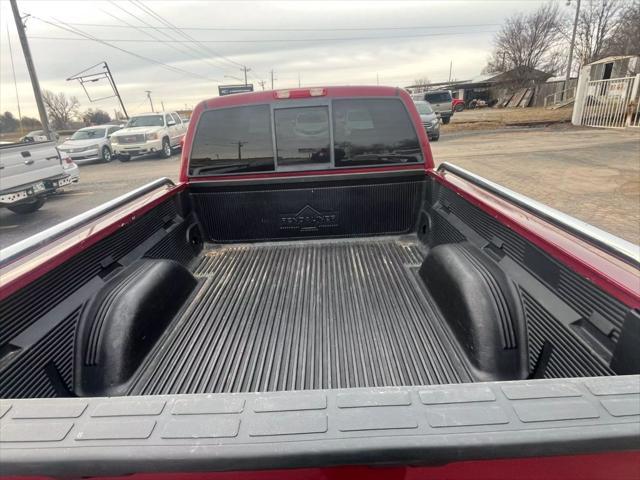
[572, 0, 625, 66]
[82, 109, 111, 126]
[602, 0, 640, 58]
[413, 77, 431, 87]
[484, 3, 564, 81]
[21, 116, 42, 129]
[42, 90, 79, 130]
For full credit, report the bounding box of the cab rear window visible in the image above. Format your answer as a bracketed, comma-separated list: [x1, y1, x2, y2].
[332, 99, 422, 167]
[189, 105, 275, 176]
[424, 92, 452, 103]
[189, 98, 422, 176]
[274, 106, 331, 170]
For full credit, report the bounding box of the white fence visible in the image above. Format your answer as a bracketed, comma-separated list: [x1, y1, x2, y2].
[543, 86, 576, 107]
[573, 74, 640, 129]
[630, 82, 640, 127]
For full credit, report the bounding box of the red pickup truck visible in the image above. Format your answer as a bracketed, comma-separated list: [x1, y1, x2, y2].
[0, 86, 638, 479]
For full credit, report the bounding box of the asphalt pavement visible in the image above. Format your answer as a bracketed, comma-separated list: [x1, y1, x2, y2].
[1, 125, 638, 249]
[0, 152, 181, 249]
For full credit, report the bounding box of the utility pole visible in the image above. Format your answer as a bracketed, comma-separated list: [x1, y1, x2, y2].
[242, 65, 251, 86]
[145, 90, 155, 112]
[270, 70, 275, 90]
[448, 61, 453, 83]
[298, 72, 301, 88]
[237, 141, 246, 161]
[6, 26, 24, 134]
[103, 62, 128, 119]
[10, 0, 51, 138]
[258, 80, 266, 90]
[564, 0, 581, 101]
[161, 100, 165, 111]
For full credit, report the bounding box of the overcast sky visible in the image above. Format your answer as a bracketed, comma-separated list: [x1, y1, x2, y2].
[0, 0, 550, 118]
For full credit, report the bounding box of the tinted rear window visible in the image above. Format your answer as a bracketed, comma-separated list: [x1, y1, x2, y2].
[332, 99, 422, 167]
[424, 92, 452, 103]
[274, 106, 331, 170]
[189, 105, 274, 175]
[189, 98, 424, 176]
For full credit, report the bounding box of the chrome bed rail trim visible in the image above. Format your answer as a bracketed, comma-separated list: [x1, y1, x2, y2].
[437, 162, 640, 268]
[0, 177, 176, 268]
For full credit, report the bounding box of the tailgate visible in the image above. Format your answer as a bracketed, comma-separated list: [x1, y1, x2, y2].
[0, 141, 63, 192]
[0, 376, 638, 477]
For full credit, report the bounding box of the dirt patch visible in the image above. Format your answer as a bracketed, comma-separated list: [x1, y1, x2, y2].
[431, 127, 640, 244]
[443, 107, 573, 132]
[558, 166, 620, 194]
[0, 132, 23, 143]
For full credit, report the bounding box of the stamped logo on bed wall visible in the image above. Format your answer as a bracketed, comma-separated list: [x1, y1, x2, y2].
[280, 205, 338, 232]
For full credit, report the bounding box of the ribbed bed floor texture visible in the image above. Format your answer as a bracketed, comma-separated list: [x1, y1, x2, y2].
[130, 237, 472, 395]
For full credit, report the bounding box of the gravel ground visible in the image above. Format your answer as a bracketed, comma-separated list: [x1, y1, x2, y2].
[1, 124, 638, 248]
[430, 125, 639, 244]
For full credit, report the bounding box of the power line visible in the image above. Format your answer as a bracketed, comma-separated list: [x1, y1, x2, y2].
[101, 5, 224, 74]
[130, 0, 243, 70]
[54, 17, 219, 81]
[106, 1, 229, 73]
[62, 21, 502, 32]
[31, 16, 219, 82]
[129, 0, 248, 81]
[29, 29, 499, 44]
[6, 25, 24, 133]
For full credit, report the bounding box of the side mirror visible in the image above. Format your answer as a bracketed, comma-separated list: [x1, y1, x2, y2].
[167, 120, 176, 126]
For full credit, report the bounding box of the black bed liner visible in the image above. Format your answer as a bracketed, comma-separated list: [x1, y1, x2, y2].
[129, 237, 472, 395]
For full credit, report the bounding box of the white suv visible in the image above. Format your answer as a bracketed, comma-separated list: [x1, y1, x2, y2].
[111, 112, 187, 162]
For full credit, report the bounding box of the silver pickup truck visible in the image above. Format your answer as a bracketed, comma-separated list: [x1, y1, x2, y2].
[0, 141, 79, 214]
[111, 111, 187, 161]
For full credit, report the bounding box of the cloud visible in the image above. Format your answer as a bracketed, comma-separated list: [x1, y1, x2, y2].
[1, 0, 548, 117]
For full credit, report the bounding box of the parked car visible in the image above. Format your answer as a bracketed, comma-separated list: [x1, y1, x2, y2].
[414, 100, 440, 141]
[424, 90, 454, 123]
[57, 125, 122, 163]
[412, 90, 454, 124]
[0, 140, 79, 214]
[0, 86, 638, 478]
[453, 98, 465, 112]
[110, 111, 187, 162]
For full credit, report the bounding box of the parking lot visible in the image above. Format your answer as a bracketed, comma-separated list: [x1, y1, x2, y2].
[1, 125, 638, 249]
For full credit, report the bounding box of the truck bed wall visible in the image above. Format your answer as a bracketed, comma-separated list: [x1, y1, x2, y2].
[0, 172, 633, 399]
[422, 178, 625, 378]
[189, 173, 425, 243]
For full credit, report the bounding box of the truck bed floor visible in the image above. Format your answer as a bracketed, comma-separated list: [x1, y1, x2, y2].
[130, 237, 472, 395]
